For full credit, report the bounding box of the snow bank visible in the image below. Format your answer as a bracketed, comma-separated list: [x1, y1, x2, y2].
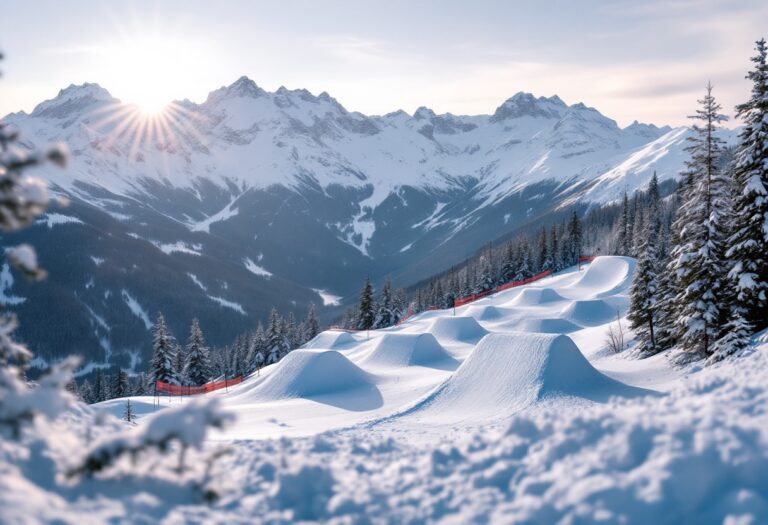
[362, 333, 457, 369]
[428, 316, 488, 344]
[391, 333, 650, 424]
[303, 330, 356, 349]
[508, 287, 566, 306]
[561, 298, 621, 326]
[252, 350, 376, 400]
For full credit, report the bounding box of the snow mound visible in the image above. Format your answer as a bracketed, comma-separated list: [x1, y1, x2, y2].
[393, 333, 651, 423]
[505, 318, 582, 334]
[428, 316, 489, 344]
[362, 333, 457, 369]
[563, 256, 635, 298]
[464, 305, 509, 321]
[303, 330, 355, 349]
[508, 287, 566, 306]
[252, 350, 375, 400]
[561, 299, 620, 326]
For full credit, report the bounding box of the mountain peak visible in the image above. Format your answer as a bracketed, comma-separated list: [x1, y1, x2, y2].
[490, 92, 566, 122]
[206, 76, 266, 104]
[31, 83, 116, 119]
[413, 106, 436, 120]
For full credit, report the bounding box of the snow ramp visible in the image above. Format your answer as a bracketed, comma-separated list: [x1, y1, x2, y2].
[508, 287, 566, 306]
[561, 299, 621, 327]
[428, 316, 488, 344]
[249, 350, 377, 400]
[562, 256, 635, 299]
[504, 318, 582, 334]
[362, 333, 457, 370]
[464, 305, 509, 321]
[303, 330, 356, 349]
[386, 333, 652, 424]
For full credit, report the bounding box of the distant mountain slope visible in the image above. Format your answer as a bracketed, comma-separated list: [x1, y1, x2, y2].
[1, 78, 734, 373]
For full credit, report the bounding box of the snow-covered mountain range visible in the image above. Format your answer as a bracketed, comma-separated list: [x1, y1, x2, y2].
[1, 77, 735, 372]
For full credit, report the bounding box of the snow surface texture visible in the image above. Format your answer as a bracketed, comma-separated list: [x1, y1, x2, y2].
[5, 256, 768, 523]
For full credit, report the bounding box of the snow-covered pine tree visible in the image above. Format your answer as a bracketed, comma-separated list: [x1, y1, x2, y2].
[628, 179, 663, 355]
[392, 288, 408, 322]
[150, 312, 177, 387]
[616, 190, 631, 255]
[550, 225, 562, 272]
[567, 212, 583, 265]
[357, 277, 375, 330]
[278, 316, 293, 359]
[304, 303, 321, 341]
[111, 368, 129, 399]
[726, 38, 768, 332]
[184, 318, 212, 386]
[123, 399, 135, 424]
[249, 322, 267, 372]
[266, 308, 282, 364]
[501, 241, 516, 282]
[671, 83, 731, 361]
[515, 240, 532, 280]
[631, 205, 645, 258]
[374, 278, 394, 328]
[173, 341, 187, 385]
[94, 370, 109, 402]
[80, 379, 94, 404]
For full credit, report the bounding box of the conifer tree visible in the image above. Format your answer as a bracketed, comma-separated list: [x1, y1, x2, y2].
[374, 278, 394, 328]
[628, 179, 662, 355]
[279, 316, 293, 359]
[357, 277, 375, 330]
[550, 226, 562, 272]
[173, 342, 186, 386]
[537, 228, 552, 271]
[266, 308, 282, 364]
[94, 370, 109, 402]
[80, 379, 94, 404]
[184, 318, 212, 386]
[305, 303, 321, 341]
[248, 323, 267, 372]
[670, 83, 731, 360]
[567, 212, 583, 265]
[150, 312, 177, 386]
[617, 191, 631, 255]
[123, 399, 135, 424]
[111, 368, 129, 399]
[727, 38, 768, 332]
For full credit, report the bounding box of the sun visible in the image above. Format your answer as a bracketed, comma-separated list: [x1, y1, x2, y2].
[101, 36, 194, 115]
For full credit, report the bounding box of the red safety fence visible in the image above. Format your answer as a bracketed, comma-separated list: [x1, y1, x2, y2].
[453, 269, 553, 307]
[330, 258, 596, 330]
[155, 375, 244, 396]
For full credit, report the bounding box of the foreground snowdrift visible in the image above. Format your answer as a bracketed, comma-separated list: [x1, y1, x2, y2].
[205, 347, 768, 524]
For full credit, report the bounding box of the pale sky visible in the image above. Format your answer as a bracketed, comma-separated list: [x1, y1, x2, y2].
[1, 0, 765, 126]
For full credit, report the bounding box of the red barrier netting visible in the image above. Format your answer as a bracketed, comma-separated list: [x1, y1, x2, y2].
[332, 258, 596, 329]
[453, 269, 553, 307]
[155, 375, 244, 396]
